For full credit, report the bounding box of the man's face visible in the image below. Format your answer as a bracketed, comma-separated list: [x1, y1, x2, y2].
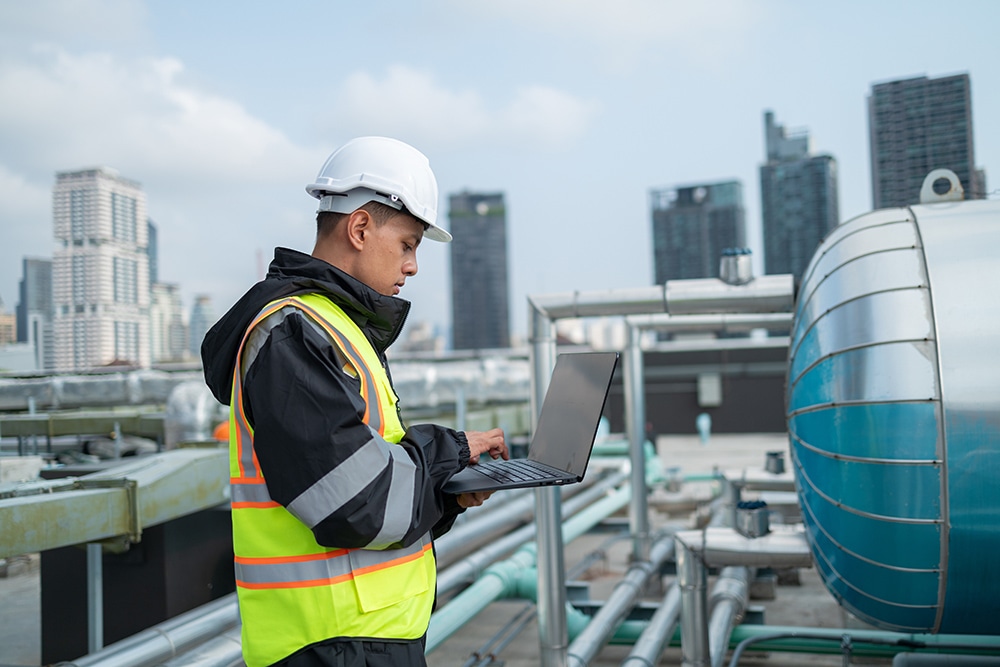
[355, 213, 424, 297]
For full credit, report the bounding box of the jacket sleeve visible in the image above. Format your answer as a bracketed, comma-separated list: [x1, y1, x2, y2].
[242, 311, 469, 550]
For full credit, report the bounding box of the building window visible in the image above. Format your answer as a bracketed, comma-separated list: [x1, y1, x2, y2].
[114, 320, 139, 364]
[70, 190, 87, 240]
[72, 256, 87, 305]
[73, 320, 87, 370]
[111, 192, 138, 243]
[113, 257, 138, 304]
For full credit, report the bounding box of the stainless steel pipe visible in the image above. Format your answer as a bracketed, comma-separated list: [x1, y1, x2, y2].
[567, 536, 675, 667]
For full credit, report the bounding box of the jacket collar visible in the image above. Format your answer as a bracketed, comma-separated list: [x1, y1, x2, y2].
[267, 247, 410, 355]
[201, 247, 410, 405]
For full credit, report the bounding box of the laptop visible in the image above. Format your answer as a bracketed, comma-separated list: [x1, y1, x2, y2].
[443, 351, 619, 494]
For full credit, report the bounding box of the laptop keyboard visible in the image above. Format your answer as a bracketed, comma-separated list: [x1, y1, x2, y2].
[473, 459, 557, 483]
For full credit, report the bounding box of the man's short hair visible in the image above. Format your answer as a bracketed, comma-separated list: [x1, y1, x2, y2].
[316, 201, 402, 239]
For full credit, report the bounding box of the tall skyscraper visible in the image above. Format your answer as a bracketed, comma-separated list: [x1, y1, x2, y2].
[448, 191, 510, 350]
[650, 181, 746, 283]
[52, 167, 150, 371]
[189, 294, 215, 360]
[760, 110, 839, 282]
[16, 257, 54, 371]
[869, 73, 983, 209]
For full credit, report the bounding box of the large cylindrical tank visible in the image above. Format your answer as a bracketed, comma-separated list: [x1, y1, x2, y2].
[787, 196, 1000, 634]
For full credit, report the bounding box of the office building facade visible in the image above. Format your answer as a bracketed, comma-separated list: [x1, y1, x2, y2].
[651, 181, 746, 283]
[448, 191, 510, 350]
[52, 167, 150, 371]
[150, 282, 187, 363]
[869, 73, 983, 208]
[760, 111, 839, 282]
[16, 257, 54, 371]
[188, 294, 215, 360]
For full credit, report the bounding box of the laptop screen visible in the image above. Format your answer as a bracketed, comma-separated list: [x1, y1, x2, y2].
[528, 352, 619, 476]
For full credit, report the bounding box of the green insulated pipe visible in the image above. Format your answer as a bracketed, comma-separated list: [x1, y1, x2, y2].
[426, 484, 632, 652]
[592, 440, 667, 485]
[725, 626, 1000, 660]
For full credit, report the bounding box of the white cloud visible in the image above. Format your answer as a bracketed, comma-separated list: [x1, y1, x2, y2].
[331, 64, 598, 149]
[336, 65, 491, 145]
[503, 85, 597, 147]
[0, 45, 315, 189]
[0, 164, 49, 222]
[446, 0, 759, 71]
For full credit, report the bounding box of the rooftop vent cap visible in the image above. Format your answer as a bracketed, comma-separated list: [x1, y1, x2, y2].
[920, 168, 965, 204]
[719, 247, 754, 286]
[735, 499, 770, 538]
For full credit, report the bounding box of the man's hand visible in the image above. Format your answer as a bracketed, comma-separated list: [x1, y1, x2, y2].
[465, 427, 509, 465]
[456, 490, 494, 508]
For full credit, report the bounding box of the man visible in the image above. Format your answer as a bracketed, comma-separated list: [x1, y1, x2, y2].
[201, 136, 508, 667]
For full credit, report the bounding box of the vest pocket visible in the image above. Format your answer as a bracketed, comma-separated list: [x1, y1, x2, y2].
[349, 549, 430, 613]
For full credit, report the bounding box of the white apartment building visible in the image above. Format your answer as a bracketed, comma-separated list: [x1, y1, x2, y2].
[52, 167, 151, 371]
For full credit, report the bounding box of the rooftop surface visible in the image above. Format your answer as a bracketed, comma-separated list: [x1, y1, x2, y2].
[0, 434, 890, 666]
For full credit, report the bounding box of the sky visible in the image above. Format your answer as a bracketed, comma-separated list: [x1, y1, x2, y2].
[1, 0, 998, 343]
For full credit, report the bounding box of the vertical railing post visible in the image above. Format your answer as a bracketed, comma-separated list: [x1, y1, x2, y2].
[87, 543, 104, 653]
[624, 323, 651, 561]
[529, 299, 565, 667]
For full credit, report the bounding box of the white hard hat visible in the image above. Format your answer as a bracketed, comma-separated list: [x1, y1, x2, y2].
[306, 136, 451, 242]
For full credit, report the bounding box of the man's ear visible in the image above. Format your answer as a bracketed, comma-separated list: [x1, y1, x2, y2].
[345, 209, 371, 251]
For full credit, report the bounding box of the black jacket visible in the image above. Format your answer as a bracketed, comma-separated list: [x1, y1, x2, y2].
[201, 247, 469, 548]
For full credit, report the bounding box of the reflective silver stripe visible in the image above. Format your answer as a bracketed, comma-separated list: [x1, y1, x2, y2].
[369, 441, 418, 548]
[234, 536, 430, 587]
[286, 436, 391, 527]
[352, 534, 428, 569]
[241, 306, 298, 377]
[234, 398, 257, 478]
[231, 480, 274, 504]
[322, 323, 383, 435]
[286, 431, 419, 548]
[235, 551, 353, 586]
[234, 300, 301, 478]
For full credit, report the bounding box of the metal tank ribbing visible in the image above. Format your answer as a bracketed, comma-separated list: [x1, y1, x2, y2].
[786, 197, 1000, 634]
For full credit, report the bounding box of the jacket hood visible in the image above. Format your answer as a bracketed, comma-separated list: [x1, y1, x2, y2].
[200, 247, 410, 405]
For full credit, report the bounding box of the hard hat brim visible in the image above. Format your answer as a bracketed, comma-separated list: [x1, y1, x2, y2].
[313, 188, 452, 243]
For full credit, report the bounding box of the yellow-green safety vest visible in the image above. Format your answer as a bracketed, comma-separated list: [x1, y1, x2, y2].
[228, 293, 436, 667]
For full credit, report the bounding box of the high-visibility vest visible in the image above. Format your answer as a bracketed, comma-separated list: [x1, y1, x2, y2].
[228, 293, 436, 667]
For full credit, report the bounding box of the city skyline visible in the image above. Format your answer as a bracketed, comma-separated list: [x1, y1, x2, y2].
[1, 2, 998, 341]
